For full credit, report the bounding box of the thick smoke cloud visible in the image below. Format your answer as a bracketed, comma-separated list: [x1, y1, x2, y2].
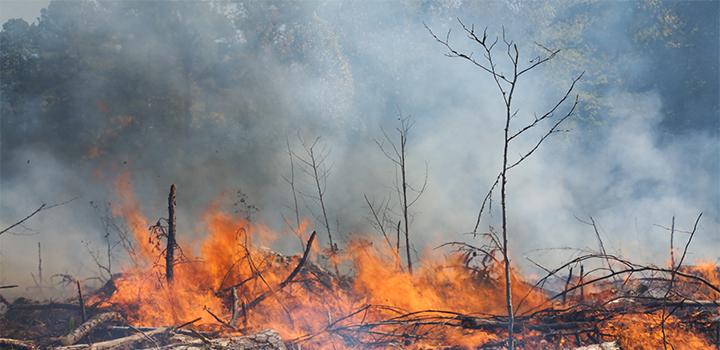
[0, 0, 717, 297]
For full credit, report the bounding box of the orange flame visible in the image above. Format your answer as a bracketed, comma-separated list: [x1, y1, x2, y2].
[101, 176, 717, 349]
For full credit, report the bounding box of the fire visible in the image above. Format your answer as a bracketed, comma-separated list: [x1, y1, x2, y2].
[99, 175, 718, 349]
[602, 313, 714, 350]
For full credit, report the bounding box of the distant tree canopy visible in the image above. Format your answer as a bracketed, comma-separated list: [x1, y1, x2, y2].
[0, 0, 333, 180]
[1, 0, 716, 182]
[2, 1, 234, 156]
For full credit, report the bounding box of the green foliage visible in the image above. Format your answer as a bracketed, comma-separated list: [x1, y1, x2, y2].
[0, 1, 264, 174]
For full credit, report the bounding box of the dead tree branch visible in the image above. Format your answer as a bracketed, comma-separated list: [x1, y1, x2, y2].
[1, 197, 78, 236]
[245, 231, 317, 311]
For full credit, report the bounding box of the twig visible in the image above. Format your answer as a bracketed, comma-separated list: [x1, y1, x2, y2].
[204, 306, 236, 331]
[172, 317, 202, 330]
[562, 267, 574, 305]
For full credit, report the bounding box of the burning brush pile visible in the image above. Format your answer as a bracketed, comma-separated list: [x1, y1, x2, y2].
[1, 180, 719, 350]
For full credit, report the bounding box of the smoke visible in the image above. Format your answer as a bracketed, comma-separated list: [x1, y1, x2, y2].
[0, 0, 717, 297]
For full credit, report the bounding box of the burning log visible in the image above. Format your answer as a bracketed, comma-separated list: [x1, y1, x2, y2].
[60, 312, 124, 346]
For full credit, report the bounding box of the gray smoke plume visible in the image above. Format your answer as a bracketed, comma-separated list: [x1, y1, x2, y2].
[0, 0, 717, 298]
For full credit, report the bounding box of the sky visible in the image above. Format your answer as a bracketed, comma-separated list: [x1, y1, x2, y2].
[0, 0, 718, 298]
[0, 0, 47, 24]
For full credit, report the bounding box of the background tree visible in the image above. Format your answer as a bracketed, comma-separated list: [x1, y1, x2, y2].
[374, 116, 427, 274]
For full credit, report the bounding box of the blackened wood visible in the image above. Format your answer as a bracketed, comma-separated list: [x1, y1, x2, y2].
[166, 184, 177, 282]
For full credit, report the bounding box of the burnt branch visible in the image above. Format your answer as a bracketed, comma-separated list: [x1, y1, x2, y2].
[245, 231, 317, 311]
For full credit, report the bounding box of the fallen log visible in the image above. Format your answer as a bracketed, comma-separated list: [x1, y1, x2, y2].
[0, 338, 37, 350]
[54, 327, 168, 350]
[104, 326, 212, 340]
[54, 318, 201, 350]
[458, 315, 592, 332]
[60, 312, 124, 345]
[605, 298, 720, 308]
[571, 341, 621, 350]
[138, 329, 286, 350]
[641, 299, 720, 308]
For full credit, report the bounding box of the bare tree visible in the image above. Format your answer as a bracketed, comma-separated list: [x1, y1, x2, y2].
[375, 116, 427, 274]
[428, 21, 583, 349]
[294, 136, 336, 253]
[282, 137, 305, 249]
[90, 200, 135, 273]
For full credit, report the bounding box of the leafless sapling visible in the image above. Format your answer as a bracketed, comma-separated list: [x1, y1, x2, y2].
[375, 116, 428, 274]
[428, 21, 583, 349]
[282, 137, 305, 249]
[91, 200, 135, 273]
[660, 213, 702, 349]
[293, 136, 340, 275]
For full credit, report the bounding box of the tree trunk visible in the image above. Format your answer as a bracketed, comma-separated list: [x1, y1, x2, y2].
[166, 184, 177, 282]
